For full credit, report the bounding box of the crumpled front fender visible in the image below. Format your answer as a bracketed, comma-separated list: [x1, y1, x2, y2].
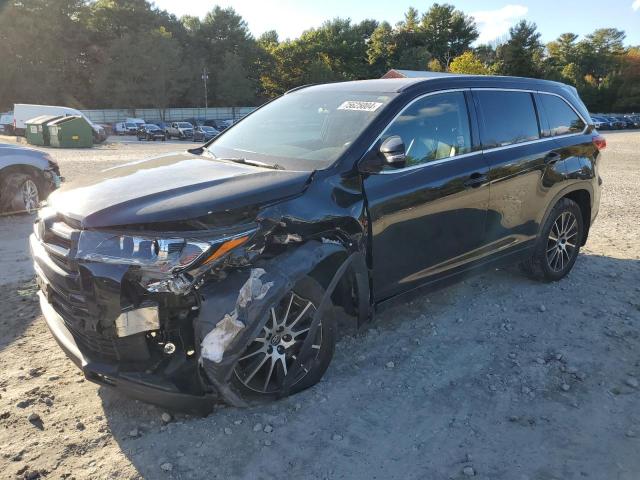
[194, 240, 347, 407]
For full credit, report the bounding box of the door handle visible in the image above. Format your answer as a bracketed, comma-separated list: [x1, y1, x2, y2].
[545, 152, 562, 164]
[463, 172, 488, 188]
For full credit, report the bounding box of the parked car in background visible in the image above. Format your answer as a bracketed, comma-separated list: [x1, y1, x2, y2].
[204, 119, 230, 131]
[97, 123, 113, 137]
[113, 122, 127, 135]
[125, 122, 138, 134]
[193, 125, 220, 142]
[605, 116, 625, 129]
[13, 104, 106, 143]
[184, 118, 206, 128]
[0, 143, 61, 213]
[30, 75, 604, 411]
[137, 124, 166, 141]
[0, 112, 14, 134]
[125, 117, 146, 129]
[156, 121, 169, 132]
[626, 115, 640, 128]
[590, 116, 608, 130]
[166, 121, 194, 140]
[616, 116, 635, 129]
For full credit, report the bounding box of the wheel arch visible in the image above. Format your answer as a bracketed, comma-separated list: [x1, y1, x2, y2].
[0, 164, 46, 207]
[539, 183, 593, 246]
[562, 189, 591, 246]
[308, 248, 372, 335]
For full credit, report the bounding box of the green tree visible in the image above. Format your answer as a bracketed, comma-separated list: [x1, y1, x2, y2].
[367, 21, 396, 75]
[94, 27, 187, 109]
[420, 3, 478, 68]
[399, 7, 419, 32]
[0, 0, 93, 109]
[497, 20, 544, 77]
[216, 52, 255, 106]
[613, 48, 640, 111]
[449, 51, 491, 75]
[427, 58, 443, 72]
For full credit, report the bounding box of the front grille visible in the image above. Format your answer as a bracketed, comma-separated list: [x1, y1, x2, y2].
[32, 214, 145, 362]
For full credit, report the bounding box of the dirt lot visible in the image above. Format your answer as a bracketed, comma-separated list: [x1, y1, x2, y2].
[0, 132, 639, 480]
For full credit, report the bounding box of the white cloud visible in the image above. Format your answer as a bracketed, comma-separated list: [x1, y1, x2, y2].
[471, 4, 529, 44]
[633, 0, 640, 11]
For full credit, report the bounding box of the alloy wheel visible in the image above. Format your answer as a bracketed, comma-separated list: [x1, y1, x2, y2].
[546, 211, 578, 272]
[234, 291, 321, 394]
[21, 179, 39, 213]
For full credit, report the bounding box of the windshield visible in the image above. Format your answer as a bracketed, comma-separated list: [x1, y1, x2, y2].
[178, 122, 192, 128]
[207, 88, 396, 170]
[201, 126, 216, 132]
[125, 123, 136, 128]
[146, 125, 159, 130]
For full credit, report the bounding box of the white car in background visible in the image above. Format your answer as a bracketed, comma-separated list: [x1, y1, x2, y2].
[0, 112, 14, 134]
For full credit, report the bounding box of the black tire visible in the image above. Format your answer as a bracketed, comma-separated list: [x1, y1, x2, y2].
[0, 172, 41, 214]
[521, 198, 583, 282]
[231, 276, 336, 402]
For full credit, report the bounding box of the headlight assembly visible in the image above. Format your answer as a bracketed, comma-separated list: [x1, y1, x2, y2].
[76, 228, 256, 293]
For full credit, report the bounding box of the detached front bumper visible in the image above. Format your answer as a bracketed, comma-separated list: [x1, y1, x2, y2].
[39, 291, 215, 414]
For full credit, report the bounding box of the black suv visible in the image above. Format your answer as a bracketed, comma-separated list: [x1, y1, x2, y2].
[31, 74, 604, 412]
[136, 124, 166, 141]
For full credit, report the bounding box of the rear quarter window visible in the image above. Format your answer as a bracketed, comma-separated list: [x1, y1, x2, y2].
[475, 90, 540, 149]
[539, 94, 585, 136]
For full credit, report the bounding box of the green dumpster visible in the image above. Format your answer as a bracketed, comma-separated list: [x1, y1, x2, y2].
[48, 115, 93, 148]
[25, 115, 64, 146]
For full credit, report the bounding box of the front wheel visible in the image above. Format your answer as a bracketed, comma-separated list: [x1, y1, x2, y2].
[521, 198, 584, 282]
[0, 172, 41, 214]
[231, 276, 336, 402]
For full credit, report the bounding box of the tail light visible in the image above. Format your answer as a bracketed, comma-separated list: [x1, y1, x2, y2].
[592, 134, 606, 151]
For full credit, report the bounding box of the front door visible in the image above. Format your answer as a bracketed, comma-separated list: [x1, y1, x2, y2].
[362, 90, 490, 301]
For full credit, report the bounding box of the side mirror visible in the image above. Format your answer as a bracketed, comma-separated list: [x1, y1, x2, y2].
[358, 135, 407, 173]
[379, 135, 406, 169]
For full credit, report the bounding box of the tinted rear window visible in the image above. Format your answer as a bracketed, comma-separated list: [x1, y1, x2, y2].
[476, 91, 540, 148]
[539, 94, 585, 136]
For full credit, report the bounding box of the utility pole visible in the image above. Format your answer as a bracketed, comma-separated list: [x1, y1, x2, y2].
[202, 67, 209, 119]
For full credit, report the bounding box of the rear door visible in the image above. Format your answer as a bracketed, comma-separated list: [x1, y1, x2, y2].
[474, 89, 567, 254]
[535, 91, 595, 206]
[363, 90, 490, 301]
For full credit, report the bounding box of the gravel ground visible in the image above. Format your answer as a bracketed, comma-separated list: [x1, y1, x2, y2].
[0, 132, 639, 480]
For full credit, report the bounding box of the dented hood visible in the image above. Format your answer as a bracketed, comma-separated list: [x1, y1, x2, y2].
[47, 152, 312, 228]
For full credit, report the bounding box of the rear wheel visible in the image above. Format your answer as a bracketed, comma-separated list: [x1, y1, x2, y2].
[521, 198, 583, 282]
[231, 276, 336, 402]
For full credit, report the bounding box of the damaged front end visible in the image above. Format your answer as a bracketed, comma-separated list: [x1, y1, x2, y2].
[31, 205, 359, 412]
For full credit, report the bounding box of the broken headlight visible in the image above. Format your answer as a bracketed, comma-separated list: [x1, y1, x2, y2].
[76, 228, 256, 293]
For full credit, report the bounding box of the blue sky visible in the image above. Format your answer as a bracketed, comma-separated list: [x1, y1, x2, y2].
[154, 0, 640, 46]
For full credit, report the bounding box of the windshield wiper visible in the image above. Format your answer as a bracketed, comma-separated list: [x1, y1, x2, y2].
[217, 157, 284, 170]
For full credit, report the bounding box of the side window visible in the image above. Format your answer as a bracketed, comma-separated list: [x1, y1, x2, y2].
[475, 90, 539, 148]
[540, 94, 585, 136]
[381, 91, 472, 168]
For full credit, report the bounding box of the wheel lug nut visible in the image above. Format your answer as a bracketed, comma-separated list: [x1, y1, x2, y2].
[267, 346, 273, 354]
[277, 345, 285, 354]
[283, 334, 292, 342]
[277, 326, 284, 332]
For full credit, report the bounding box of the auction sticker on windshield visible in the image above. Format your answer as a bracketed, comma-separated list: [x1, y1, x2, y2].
[338, 101, 383, 112]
